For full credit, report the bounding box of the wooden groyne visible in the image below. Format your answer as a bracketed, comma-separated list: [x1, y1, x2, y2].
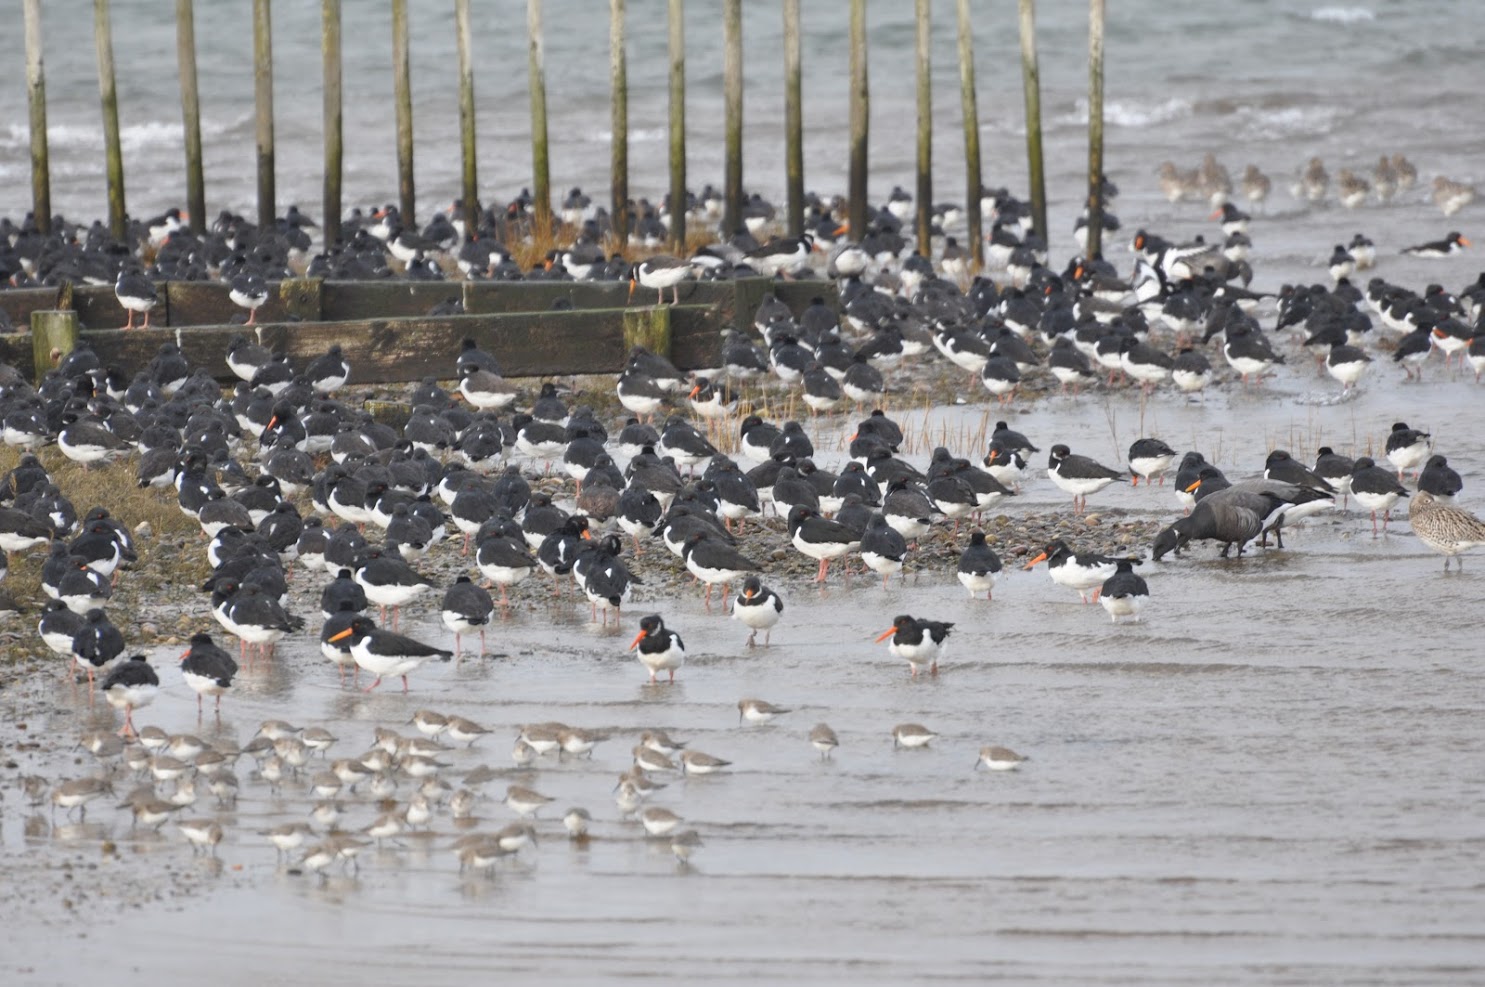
[0, 279, 830, 385]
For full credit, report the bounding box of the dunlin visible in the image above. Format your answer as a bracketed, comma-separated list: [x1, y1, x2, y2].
[256, 720, 300, 742]
[638, 806, 683, 837]
[310, 771, 342, 799]
[679, 750, 732, 775]
[204, 770, 239, 807]
[639, 729, 687, 755]
[120, 796, 180, 830]
[177, 818, 224, 856]
[302, 727, 337, 757]
[136, 725, 171, 751]
[975, 746, 1028, 771]
[449, 789, 478, 819]
[368, 772, 399, 799]
[504, 784, 555, 819]
[299, 843, 338, 879]
[738, 698, 791, 725]
[310, 800, 345, 831]
[445, 716, 491, 746]
[809, 723, 840, 759]
[409, 709, 449, 739]
[404, 794, 434, 828]
[558, 727, 603, 758]
[633, 745, 678, 774]
[331, 757, 374, 790]
[563, 807, 593, 838]
[892, 723, 938, 749]
[400, 754, 451, 779]
[494, 822, 538, 853]
[455, 837, 509, 877]
[518, 722, 565, 755]
[670, 829, 703, 864]
[263, 821, 314, 861]
[511, 739, 539, 767]
[324, 833, 371, 872]
[364, 811, 405, 846]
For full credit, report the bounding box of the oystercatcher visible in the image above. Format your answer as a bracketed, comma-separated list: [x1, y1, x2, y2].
[441, 575, 494, 656]
[859, 512, 907, 588]
[629, 613, 685, 683]
[1350, 457, 1410, 534]
[787, 505, 856, 582]
[353, 546, 433, 629]
[1047, 444, 1126, 513]
[1023, 539, 1134, 603]
[71, 608, 124, 687]
[1127, 438, 1177, 487]
[101, 654, 158, 737]
[229, 272, 270, 325]
[1384, 422, 1432, 481]
[114, 268, 158, 330]
[731, 576, 783, 647]
[1098, 560, 1149, 624]
[629, 255, 694, 305]
[956, 530, 1002, 600]
[478, 534, 538, 605]
[1418, 455, 1463, 503]
[179, 632, 238, 716]
[681, 531, 759, 608]
[329, 615, 453, 693]
[1401, 231, 1469, 257]
[875, 614, 954, 677]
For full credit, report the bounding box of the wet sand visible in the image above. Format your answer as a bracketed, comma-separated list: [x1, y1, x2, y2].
[4, 354, 1484, 985]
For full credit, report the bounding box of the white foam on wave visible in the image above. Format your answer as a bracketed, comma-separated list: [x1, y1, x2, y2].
[1235, 103, 1347, 139]
[2, 117, 235, 153]
[1061, 97, 1192, 129]
[590, 127, 665, 143]
[1309, 6, 1375, 24]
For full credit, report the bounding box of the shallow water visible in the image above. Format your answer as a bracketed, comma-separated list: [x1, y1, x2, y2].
[5, 360, 1485, 985]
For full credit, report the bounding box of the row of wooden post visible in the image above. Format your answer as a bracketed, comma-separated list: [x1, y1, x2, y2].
[18, 1, 1111, 266]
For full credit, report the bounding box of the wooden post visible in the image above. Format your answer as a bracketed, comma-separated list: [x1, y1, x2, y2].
[610, 0, 629, 244]
[93, 0, 126, 242]
[31, 310, 80, 384]
[722, 0, 743, 236]
[956, 0, 982, 268]
[914, 0, 932, 252]
[23, 0, 51, 235]
[175, 0, 205, 233]
[1086, 0, 1106, 258]
[782, 0, 804, 237]
[1018, 0, 1047, 242]
[322, 0, 342, 246]
[392, 0, 415, 225]
[847, 0, 869, 240]
[623, 305, 672, 358]
[528, 0, 552, 230]
[455, 0, 478, 234]
[253, 0, 275, 231]
[667, 0, 686, 250]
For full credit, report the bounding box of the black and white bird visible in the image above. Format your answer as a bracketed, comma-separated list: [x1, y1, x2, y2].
[229, 272, 270, 325]
[875, 614, 954, 678]
[1024, 539, 1135, 603]
[1383, 421, 1432, 481]
[1047, 444, 1126, 512]
[115, 269, 158, 330]
[956, 530, 1002, 600]
[787, 505, 857, 583]
[101, 654, 158, 737]
[1400, 231, 1469, 258]
[629, 256, 694, 305]
[1127, 438, 1177, 487]
[628, 613, 685, 684]
[1098, 560, 1149, 624]
[1417, 454, 1463, 504]
[327, 615, 453, 693]
[179, 632, 238, 716]
[731, 575, 783, 647]
[680, 532, 759, 608]
[1350, 456, 1410, 534]
[441, 575, 494, 656]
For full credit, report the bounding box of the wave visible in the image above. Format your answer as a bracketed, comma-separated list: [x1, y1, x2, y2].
[1, 116, 239, 153]
[589, 127, 665, 143]
[1059, 97, 1192, 129]
[1308, 6, 1376, 24]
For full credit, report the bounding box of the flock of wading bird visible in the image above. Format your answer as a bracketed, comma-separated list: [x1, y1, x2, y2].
[4, 165, 1483, 878]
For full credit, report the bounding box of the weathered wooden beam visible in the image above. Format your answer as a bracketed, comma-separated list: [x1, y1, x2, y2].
[94, 0, 126, 241]
[392, 0, 415, 225]
[176, 0, 206, 233]
[1086, 0, 1106, 258]
[253, 0, 275, 230]
[957, 0, 983, 269]
[847, 0, 869, 239]
[667, 0, 686, 250]
[623, 306, 672, 359]
[1018, 0, 1048, 242]
[782, 0, 803, 238]
[915, 0, 933, 252]
[528, 0, 552, 230]
[454, 0, 479, 233]
[722, 0, 743, 236]
[610, 0, 629, 244]
[30, 310, 79, 383]
[164, 279, 321, 327]
[322, 0, 342, 246]
[23, 0, 51, 235]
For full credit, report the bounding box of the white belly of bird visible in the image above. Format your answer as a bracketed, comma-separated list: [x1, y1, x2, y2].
[106, 683, 157, 710]
[1099, 593, 1146, 619]
[638, 646, 684, 676]
[958, 570, 997, 595]
[1225, 353, 1271, 377]
[1352, 490, 1399, 514]
[182, 670, 228, 697]
[1327, 358, 1369, 386]
[351, 639, 430, 679]
[1048, 470, 1117, 498]
[618, 391, 664, 416]
[890, 640, 942, 666]
[895, 731, 935, 748]
[861, 551, 904, 577]
[358, 579, 429, 608]
[732, 599, 780, 630]
[1172, 368, 1212, 391]
[1050, 561, 1115, 591]
[792, 530, 851, 561]
[1129, 454, 1174, 481]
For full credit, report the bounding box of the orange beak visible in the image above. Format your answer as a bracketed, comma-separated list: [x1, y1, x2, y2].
[329, 627, 354, 643]
[265, 415, 278, 431]
[581, 529, 592, 540]
[1208, 207, 1222, 220]
[1184, 479, 1203, 493]
[833, 223, 849, 237]
[628, 277, 637, 300]
[178, 648, 191, 661]
[744, 587, 755, 600]
[874, 627, 898, 643]
[688, 384, 701, 399]
[628, 629, 647, 650]
[987, 448, 1000, 463]
[1022, 551, 1048, 570]
[1460, 236, 1472, 247]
